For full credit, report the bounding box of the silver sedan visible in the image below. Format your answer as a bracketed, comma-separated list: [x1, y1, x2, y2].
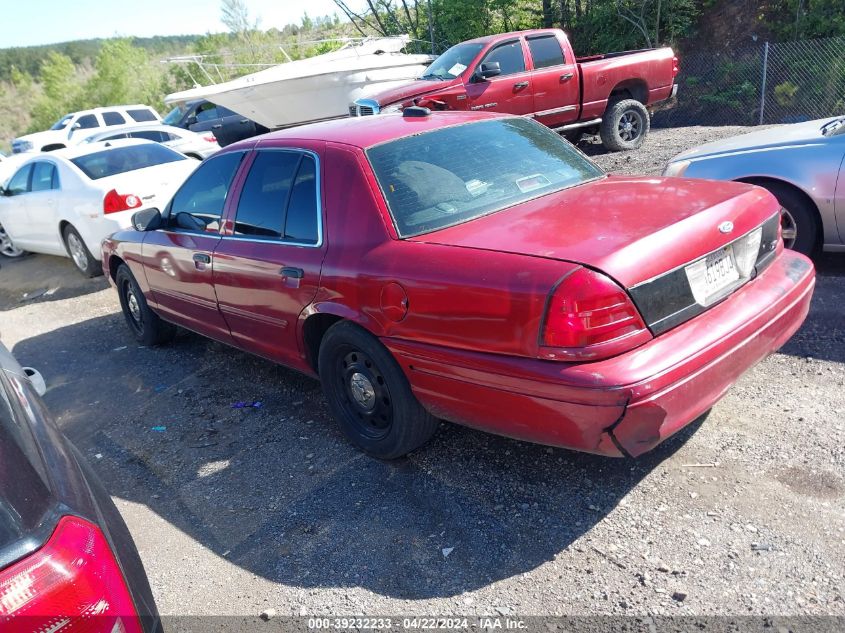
[663, 116, 845, 256]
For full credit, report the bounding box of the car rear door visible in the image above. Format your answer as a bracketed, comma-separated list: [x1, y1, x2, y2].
[465, 39, 534, 116]
[141, 150, 245, 342]
[212, 143, 326, 367]
[526, 33, 580, 128]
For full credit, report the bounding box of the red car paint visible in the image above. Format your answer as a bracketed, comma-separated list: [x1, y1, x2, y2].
[352, 29, 677, 129]
[102, 111, 814, 457]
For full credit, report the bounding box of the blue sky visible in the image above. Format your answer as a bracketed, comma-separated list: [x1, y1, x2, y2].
[0, 0, 357, 48]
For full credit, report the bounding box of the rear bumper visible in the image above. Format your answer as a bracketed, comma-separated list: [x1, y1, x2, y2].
[385, 250, 815, 457]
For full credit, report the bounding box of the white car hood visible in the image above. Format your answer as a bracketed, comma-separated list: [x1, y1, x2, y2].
[14, 129, 70, 150]
[671, 116, 839, 162]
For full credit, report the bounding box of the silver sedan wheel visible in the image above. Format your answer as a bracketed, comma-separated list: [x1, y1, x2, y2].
[0, 223, 25, 258]
[781, 208, 798, 250]
[66, 232, 90, 271]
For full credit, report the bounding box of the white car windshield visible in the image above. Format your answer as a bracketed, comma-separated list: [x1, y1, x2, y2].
[70, 144, 186, 180]
[367, 117, 604, 237]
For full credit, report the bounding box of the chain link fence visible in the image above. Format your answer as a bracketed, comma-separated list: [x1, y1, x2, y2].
[653, 35, 845, 128]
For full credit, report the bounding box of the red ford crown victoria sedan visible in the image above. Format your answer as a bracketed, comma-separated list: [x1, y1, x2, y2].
[102, 109, 815, 459]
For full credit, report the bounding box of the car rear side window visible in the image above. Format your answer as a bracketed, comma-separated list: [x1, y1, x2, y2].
[168, 151, 244, 232]
[527, 35, 565, 68]
[102, 111, 126, 126]
[480, 41, 526, 76]
[127, 108, 158, 122]
[233, 151, 301, 239]
[31, 162, 57, 192]
[70, 144, 185, 180]
[76, 114, 99, 129]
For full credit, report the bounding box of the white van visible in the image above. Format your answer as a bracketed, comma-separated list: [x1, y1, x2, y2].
[12, 105, 161, 154]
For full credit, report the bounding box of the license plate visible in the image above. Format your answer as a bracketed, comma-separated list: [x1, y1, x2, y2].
[685, 246, 739, 305]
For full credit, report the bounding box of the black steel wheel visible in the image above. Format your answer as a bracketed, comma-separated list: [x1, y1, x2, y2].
[319, 321, 438, 459]
[116, 264, 176, 346]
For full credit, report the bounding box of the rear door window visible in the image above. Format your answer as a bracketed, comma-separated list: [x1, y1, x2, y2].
[480, 41, 526, 76]
[285, 156, 319, 244]
[102, 111, 126, 126]
[233, 151, 301, 239]
[75, 114, 99, 129]
[167, 151, 244, 232]
[30, 162, 57, 192]
[127, 108, 158, 122]
[527, 35, 566, 68]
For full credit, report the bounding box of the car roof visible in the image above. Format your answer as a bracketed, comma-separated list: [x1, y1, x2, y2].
[230, 110, 509, 151]
[32, 138, 159, 161]
[460, 28, 562, 46]
[84, 124, 188, 138]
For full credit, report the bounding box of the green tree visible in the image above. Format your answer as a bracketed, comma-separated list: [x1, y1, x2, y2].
[29, 52, 83, 131]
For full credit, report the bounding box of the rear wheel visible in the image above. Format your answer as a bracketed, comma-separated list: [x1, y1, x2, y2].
[318, 321, 438, 459]
[758, 182, 819, 256]
[116, 264, 176, 346]
[600, 99, 650, 151]
[62, 225, 101, 277]
[0, 223, 25, 258]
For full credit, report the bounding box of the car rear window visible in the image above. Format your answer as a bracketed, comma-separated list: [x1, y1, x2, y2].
[127, 108, 158, 122]
[70, 144, 185, 180]
[366, 117, 604, 237]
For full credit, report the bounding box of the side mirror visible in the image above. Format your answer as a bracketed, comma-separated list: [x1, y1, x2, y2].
[132, 207, 163, 231]
[22, 367, 47, 396]
[186, 115, 198, 127]
[174, 211, 205, 232]
[477, 61, 501, 80]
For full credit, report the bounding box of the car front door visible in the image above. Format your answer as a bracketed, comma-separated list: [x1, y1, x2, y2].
[0, 164, 34, 248]
[142, 150, 246, 342]
[212, 144, 326, 367]
[217, 106, 258, 146]
[465, 39, 534, 116]
[24, 161, 62, 252]
[527, 33, 580, 128]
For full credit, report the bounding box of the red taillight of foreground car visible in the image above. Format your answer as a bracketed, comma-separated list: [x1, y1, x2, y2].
[0, 516, 143, 633]
[540, 268, 652, 361]
[202, 134, 217, 144]
[103, 189, 142, 215]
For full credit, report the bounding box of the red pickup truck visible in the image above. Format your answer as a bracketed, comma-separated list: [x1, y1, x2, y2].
[349, 29, 678, 151]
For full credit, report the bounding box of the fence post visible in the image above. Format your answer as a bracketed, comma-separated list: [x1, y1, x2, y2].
[759, 42, 770, 125]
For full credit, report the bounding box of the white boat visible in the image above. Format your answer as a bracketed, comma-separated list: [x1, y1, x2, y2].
[164, 36, 433, 130]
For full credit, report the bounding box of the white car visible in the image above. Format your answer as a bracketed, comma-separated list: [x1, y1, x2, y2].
[0, 139, 198, 275]
[81, 123, 221, 160]
[11, 105, 160, 154]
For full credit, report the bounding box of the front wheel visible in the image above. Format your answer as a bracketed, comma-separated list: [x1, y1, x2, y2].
[116, 264, 176, 346]
[600, 99, 650, 151]
[0, 222, 25, 258]
[318, 321, 439, 459]
[62, 225, 101, 277]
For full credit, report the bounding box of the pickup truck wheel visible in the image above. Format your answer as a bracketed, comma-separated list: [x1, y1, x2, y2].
[0, 223, 25, 258]
[318, 321, 439, 459]
[116, 264, 177, 346]
[600, 99, 650, 151]
[62, 225, 101, 277]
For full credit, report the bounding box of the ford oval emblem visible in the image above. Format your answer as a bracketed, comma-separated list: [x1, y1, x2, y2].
[718, 221, 734, 234]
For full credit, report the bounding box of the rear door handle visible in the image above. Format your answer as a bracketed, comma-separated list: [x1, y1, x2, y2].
[211, 124, 222, 129]
[193, 253, 211, 264]
[239, 119, 249, 124]
[513, 81, 529, 90]
[280, 266, 304, 279]
[560, 73, 574, 81]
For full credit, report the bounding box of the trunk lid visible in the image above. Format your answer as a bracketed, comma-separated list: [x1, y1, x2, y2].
[95, 158, 198, 211]
[409, 176, 779, 288]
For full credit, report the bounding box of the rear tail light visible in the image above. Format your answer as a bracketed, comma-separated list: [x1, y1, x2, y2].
[540, 268, 652, 361]
[0, 516, 143, 633]
[672, 56, 679, 77]
[103, 189, 142, 215]
[202, 134, 217, 143]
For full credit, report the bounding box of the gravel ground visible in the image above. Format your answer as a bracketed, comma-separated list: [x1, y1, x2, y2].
[0, 126, 843, 626]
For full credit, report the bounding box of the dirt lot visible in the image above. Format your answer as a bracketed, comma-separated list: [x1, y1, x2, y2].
[1, 126, 843, 625]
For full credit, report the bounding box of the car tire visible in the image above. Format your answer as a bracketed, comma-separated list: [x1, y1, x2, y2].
[759, 182, 819, 256]
[62, 225, 101, 277]
[0, 222, 26, 258]
[318, 321, 439, 459]
[116, 264, 177, 346]
[600, 99, 650, 152]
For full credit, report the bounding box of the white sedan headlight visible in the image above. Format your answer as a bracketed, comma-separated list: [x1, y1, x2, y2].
[662, 160, 690, 177]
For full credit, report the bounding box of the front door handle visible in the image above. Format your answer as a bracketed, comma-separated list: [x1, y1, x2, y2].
[513, 81, 529, 90]
[211, 124, 222, 129]
[239, 119, 249, 124]
[280, 266, 304, 279]
[193, 253, 211, 264]
[560, 72, 574, 81]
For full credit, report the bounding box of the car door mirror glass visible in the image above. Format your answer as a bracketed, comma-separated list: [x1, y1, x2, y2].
[132, 207, 163, 231]
[186, 115, 198, 126]
[478, 61, 501, 80]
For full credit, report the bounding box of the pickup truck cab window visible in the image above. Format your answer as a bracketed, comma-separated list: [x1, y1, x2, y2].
[367, 117, 603, 237]
[166, 151, 243, 232]
[75, 114, 99, 130]
[527, 35, 566, 68]
[102, 111, 126, 126]
[478, 40, 526, 76]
